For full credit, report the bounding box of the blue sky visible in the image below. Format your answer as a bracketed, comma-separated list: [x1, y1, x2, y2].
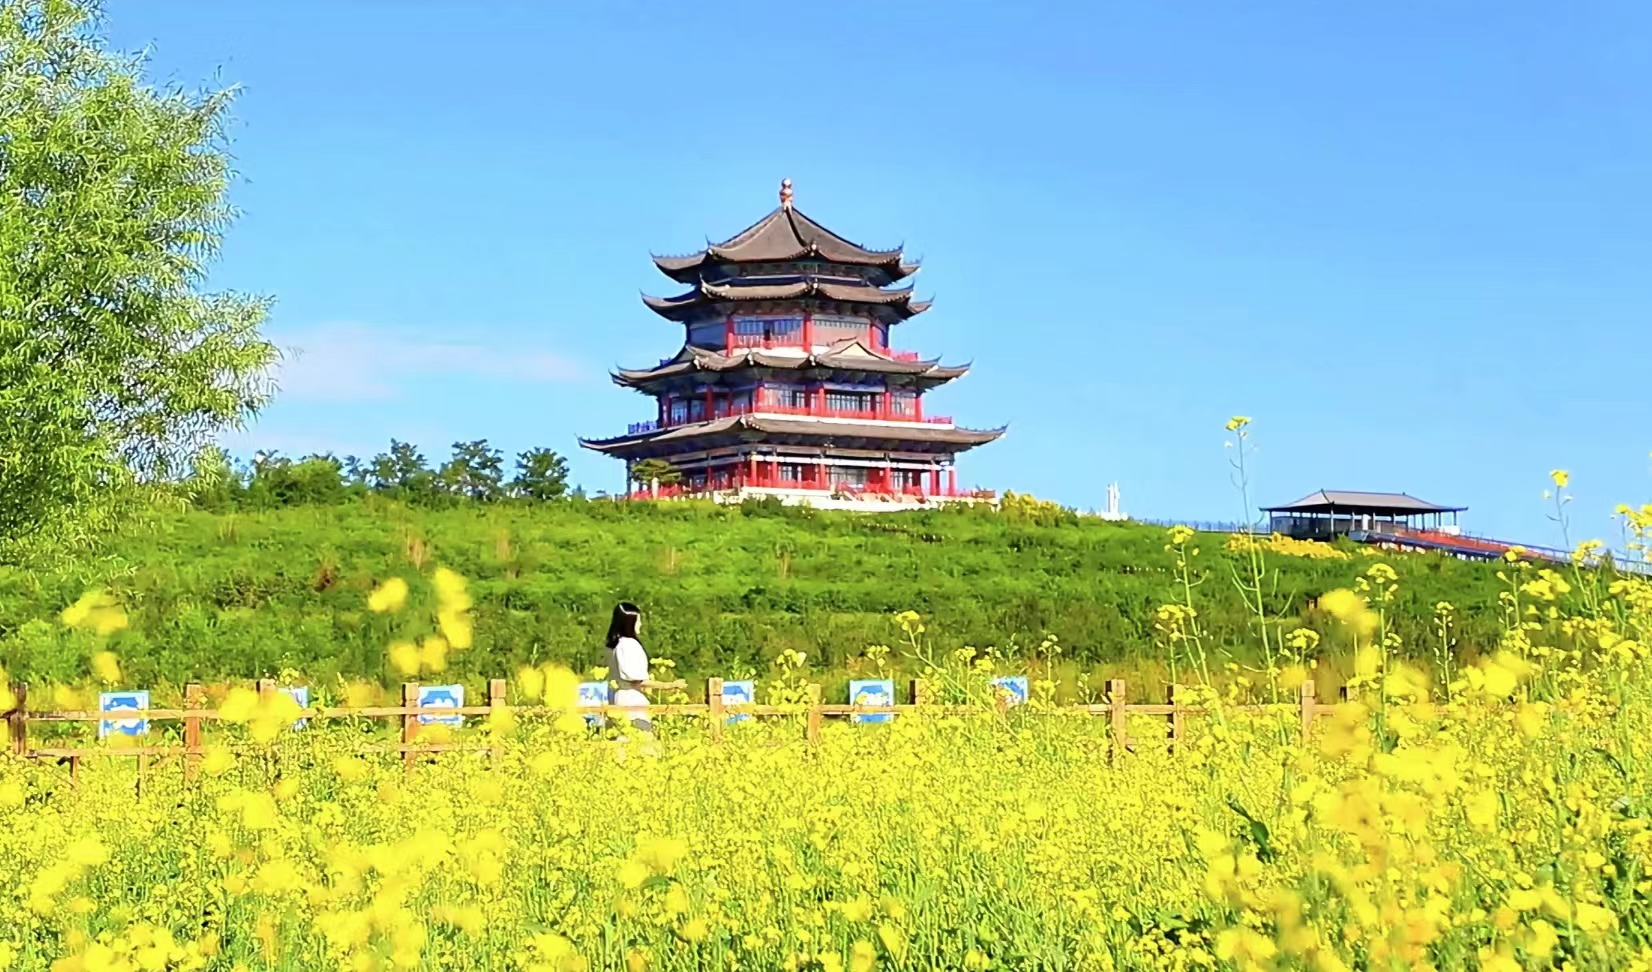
[106, 1, 1650, 547]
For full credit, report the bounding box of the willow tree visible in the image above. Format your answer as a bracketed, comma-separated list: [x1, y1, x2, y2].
[0, 0, 277, 553]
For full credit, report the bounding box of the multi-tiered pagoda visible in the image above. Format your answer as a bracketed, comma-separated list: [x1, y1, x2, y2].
[581, 180, 1003, 509]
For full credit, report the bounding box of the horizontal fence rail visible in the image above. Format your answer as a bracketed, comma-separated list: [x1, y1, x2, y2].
[2, 677, 1351, 788]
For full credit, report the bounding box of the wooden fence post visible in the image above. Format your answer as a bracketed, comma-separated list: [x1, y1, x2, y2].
[707, 678, 724, 743]
[1108, 678, 1128, 758]
[911, 678, 930, 707]
[401, 683, 419, 773]
[805, 683, 823, 745]
[1339, 683, 1357, 703]
[183, 683, 204, 781]
[1299, 679, 1318, 743]
[1166, 684, 1185, 752]
[488, 678, 507, 770]
[8, 682, 27, 757]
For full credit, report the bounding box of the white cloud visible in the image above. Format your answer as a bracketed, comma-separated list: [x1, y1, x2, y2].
[269, 322, 583, 402]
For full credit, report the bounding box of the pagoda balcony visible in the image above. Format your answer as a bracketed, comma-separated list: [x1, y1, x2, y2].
[626, 478, 994, 503]
[626, 402, 956, 436]
[723, 332, 922, 362]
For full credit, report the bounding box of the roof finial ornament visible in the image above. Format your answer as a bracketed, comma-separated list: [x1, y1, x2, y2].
[779, 178, 793, 209]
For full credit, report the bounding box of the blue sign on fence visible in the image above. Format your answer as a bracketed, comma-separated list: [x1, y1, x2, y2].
[99, 690, 149, 739]
[416, 684, 464, 726]
[282, 686, 310, 729]
[849, 679, 895, 724]
[992, 675, 1030, 707]
[578, 681, 608, 727]
[721, 679, 755, 724]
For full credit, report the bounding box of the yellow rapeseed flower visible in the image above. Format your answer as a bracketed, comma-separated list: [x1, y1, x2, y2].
[367, 577, 410, 613]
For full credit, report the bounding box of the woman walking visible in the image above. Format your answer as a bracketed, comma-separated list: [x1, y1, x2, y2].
[605, 601, 684, 737]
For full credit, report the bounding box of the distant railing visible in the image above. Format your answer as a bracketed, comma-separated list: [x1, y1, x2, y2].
[1133, 518, 1259, 534]
[1359, 525, 1652, 574]
[1128, 518, 1651, 574]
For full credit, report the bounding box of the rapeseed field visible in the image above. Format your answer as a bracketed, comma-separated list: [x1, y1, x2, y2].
[4, 502, 1652, 970]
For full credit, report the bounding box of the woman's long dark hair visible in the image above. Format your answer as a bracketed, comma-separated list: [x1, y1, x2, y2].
[606, 601, 642, 649]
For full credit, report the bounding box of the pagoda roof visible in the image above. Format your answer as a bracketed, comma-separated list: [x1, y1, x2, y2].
[1261, 490, 1465, 516]
[642, 279, 931, 322]
[580, 415, 1004, 457]
[652, 182, 917, 284]
[613, 340, 969, 387]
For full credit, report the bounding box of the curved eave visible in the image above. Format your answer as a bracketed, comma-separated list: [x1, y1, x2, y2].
[641, 283, 931, 322]
[652, 251, 916, 285]
[580, 416, 1006, 457]
[610, 345, 969, 388]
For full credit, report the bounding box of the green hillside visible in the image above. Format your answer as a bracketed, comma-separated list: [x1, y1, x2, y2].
[0, 496, 1524, 693]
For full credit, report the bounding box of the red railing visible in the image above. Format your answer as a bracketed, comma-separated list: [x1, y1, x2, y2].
[626, 480, 992, 502]
[630, 403, 955, 434]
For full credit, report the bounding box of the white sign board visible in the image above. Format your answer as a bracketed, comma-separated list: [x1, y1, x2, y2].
[99, 691, 149, 739]
[416, 684, 464, 726]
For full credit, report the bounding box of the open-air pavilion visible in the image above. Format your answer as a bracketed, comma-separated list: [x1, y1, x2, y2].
[1260, 490, 1465, 542]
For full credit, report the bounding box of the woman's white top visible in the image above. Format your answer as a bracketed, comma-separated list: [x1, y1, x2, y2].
[607, 636, 650, 715]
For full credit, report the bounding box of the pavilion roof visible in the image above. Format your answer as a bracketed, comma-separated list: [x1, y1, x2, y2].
[651, 181, 916, 284]
[642, 279, 930, 322]
[613, 340, 968, 387]
[1261, 490, 1466, 515]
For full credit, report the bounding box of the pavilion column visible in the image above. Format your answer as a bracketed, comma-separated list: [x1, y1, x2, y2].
[913, 393, 923, 422]
[802, 312, 814, 351]
[948, 467, 957, 496]
[724, 315, 735, 353]
[748, 453, 756, 486]
[813, 386, 826, 417]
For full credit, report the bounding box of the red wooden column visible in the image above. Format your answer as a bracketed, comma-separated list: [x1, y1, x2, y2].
[948, 468, 957, 496]
[702, 388, 713, 421]
[913, 394, 923, 422]
[724, 315, 735, 352]
[802, 312, 814, 350]
[813, 386, 826, 417]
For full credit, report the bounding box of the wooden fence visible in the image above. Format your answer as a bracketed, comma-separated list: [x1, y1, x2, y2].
[3, 677, 1350, 786]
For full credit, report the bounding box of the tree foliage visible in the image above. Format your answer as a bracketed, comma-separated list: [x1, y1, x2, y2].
[630, 458, 681, 488]
[512, 447, 570, 501]
[184, 439, 575, 511]
[439, 439, 505, 501]
[0, 0, 278, 552]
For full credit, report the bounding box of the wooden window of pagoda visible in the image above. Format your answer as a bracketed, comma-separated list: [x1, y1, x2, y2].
[825, 390, 877, 415]
[812, 316, 870, 348]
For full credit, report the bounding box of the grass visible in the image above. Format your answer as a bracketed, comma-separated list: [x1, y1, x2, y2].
[0, 495, 1529, 697]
